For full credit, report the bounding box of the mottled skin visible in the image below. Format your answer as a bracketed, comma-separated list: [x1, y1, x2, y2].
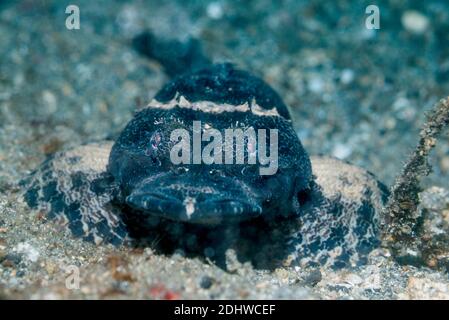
[109, 64, 311, 225]
[22, 64, 388, 268]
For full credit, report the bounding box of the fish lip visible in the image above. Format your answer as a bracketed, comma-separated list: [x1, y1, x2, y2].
[198, 198, 263, 219]
[126, 191, 262, 225]
[136, 192, 179, 203]
[126, 192, 183, 213]
[203, 198, 259, 209]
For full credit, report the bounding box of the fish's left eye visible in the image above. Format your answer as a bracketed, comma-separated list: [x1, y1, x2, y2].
[145, 131, 163, 158]
[150, 132, 162, 149]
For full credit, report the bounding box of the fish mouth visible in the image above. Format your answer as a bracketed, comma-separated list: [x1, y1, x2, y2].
[126, 191, 262, 225]
[126, 192, 185, 220]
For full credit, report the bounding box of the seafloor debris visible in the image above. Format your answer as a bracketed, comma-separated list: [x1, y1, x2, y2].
[383, 96, 449, 270]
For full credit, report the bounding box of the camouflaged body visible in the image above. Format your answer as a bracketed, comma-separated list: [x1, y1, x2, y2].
[22, 147, 387, 268]
[22, 64, 388, 268]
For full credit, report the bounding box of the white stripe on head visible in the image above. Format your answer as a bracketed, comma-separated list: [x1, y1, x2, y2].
[146, 93, 281, 117]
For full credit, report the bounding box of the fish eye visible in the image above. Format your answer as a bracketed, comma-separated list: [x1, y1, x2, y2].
[145, 131, 163, 157]
[150, 131, 162, 150]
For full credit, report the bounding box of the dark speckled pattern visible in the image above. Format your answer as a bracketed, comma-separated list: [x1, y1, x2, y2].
[22, 65, 387, 268]
[109, 64, 312, 224]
